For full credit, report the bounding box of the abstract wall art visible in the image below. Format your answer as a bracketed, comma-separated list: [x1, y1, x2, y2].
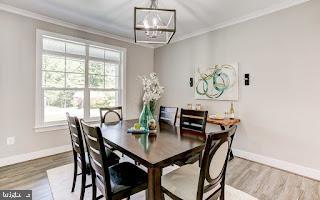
[195, 63, 238, 101]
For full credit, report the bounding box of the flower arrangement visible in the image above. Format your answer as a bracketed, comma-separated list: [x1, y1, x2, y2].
[140, 72, 164, 105]
[139, 73, 164, 123]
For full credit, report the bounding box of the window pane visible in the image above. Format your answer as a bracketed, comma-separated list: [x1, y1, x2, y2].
[105, 76, 118, 89]
[42, 54, 65, 72]
[89, 61, 104, 75]
[66, 58, 85, 73]
[90, 91, 117, 117]
[66, 43, 85, 56]
[43, 38, 65, 53]
[42, 71, 65, 88]
[89, 47, 104, 59]
[105, 63, 119, 76]
[44, 90, 84, 122]
[66, 73, 85, 88]
[89, 75, 104, 88]
[105, 50, 120, 61]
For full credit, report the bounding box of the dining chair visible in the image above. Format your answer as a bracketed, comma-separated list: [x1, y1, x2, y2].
[162, 126, 237, 200]
[66, 113, 92, 200]
[175, 109, 208, 166]
[180, 109, 208, 134]
[159, 106, 178, 126]
[100, 106, 123, 125]
[99, 106, 124, 157]
[80, 120, 148, 200]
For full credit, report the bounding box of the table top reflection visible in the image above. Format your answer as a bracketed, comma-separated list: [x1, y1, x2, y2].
[100, 119, 205, 168]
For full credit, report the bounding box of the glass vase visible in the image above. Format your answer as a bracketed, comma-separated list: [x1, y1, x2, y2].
[139, 104, 154, 129]
[149, 100, 157, 119]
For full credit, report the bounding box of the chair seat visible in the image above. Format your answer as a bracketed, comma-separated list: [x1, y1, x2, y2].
[162, 162, 219, 200]
[109, 162, 148, 195]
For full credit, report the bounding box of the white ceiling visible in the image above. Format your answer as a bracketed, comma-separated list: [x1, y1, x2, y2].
[0, 0, 308, 43]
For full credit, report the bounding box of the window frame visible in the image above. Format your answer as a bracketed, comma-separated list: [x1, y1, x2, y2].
[35, 29, 126, 132]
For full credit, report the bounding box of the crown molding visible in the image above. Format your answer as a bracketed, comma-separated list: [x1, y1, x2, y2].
[0, 0, 310, 49]
[171, 0, 311, 44]
[0, 3, 154, 49]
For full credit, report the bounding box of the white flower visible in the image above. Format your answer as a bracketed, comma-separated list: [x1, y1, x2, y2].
[140, 73, 164, 104]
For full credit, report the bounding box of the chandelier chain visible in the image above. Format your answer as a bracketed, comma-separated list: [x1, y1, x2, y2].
[150, 0, 158, 9]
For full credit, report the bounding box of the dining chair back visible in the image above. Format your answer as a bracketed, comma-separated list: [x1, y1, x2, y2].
[175, 109, 208, 166]
[66, 113, 90, 200]
[100, 106, 123, 125]
[180, 109, 208, 134]
[161, 126, 237, 200]
[80, 120, 113, 199]
[159, 106, 178, 126]
[81, 121, 148, 200]
[197, 126, 237, 199]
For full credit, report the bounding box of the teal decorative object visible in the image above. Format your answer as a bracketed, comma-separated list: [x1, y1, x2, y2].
[139, 104, 154, 129]
[149, 100, 157, 118]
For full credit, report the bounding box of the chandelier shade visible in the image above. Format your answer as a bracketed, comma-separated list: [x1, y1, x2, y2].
[134, 4, 176, 44]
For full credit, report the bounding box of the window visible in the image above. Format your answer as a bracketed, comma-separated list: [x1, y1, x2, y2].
[35, 30, 126, 130]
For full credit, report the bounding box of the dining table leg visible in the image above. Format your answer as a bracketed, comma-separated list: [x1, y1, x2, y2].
[147, 166, 162, 200]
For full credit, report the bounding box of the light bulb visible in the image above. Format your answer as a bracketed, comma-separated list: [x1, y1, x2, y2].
[143, 19, 149, 29]
[152, 17, 158, 26]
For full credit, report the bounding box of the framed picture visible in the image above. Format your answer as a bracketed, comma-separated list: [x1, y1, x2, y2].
[195, 63, 239, 101]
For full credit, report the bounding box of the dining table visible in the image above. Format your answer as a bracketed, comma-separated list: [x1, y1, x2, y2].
[100, 119, 205, 200]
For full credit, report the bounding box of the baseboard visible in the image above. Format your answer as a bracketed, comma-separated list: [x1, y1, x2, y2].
[233, 148, 320, 181]
[0, 145, 72, 168]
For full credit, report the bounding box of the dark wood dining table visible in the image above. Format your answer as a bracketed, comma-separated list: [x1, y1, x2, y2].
[100, 119, 205, 200]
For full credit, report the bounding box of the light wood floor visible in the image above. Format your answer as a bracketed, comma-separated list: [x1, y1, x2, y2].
[0, 152, 319, 200]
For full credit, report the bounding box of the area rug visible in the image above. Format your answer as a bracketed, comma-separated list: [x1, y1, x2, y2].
[47, 162, 258, 200]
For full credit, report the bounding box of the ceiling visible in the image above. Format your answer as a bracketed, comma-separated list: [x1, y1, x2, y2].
[0, 0, 308, 43]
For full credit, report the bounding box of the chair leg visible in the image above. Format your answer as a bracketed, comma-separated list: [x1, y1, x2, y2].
[161, 191, 165, 200]
[220, 183, 225, 200]
[71, 157, 78, 192]
[91, 171, 97, 200]
[80, 171, 86, 200]
[199, 153, 202, 167]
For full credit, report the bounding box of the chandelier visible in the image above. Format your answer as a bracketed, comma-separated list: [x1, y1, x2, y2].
[134, 0, 176, 44]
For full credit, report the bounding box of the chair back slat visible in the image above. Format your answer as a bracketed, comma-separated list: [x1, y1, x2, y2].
[180, 123, 204, 132]
[100, 106, 123, 125]
[196, 126, 237, 199]
[180, 109, 208, 134]
[159, 106, 178, 126]
[66, 113, 86, 163]
[80, 120, 113, 199]
[85, 134, 104, 167]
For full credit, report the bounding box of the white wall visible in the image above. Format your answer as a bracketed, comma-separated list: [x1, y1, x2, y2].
[155, 0, 320, 174]
[0, 10, 154, 159]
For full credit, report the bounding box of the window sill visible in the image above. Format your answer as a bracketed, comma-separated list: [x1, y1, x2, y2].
[34, 119, 100, 133]
[34, 124, 69, 133]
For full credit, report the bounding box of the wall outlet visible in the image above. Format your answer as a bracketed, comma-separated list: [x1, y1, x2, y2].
[7, 137, 15, 145]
